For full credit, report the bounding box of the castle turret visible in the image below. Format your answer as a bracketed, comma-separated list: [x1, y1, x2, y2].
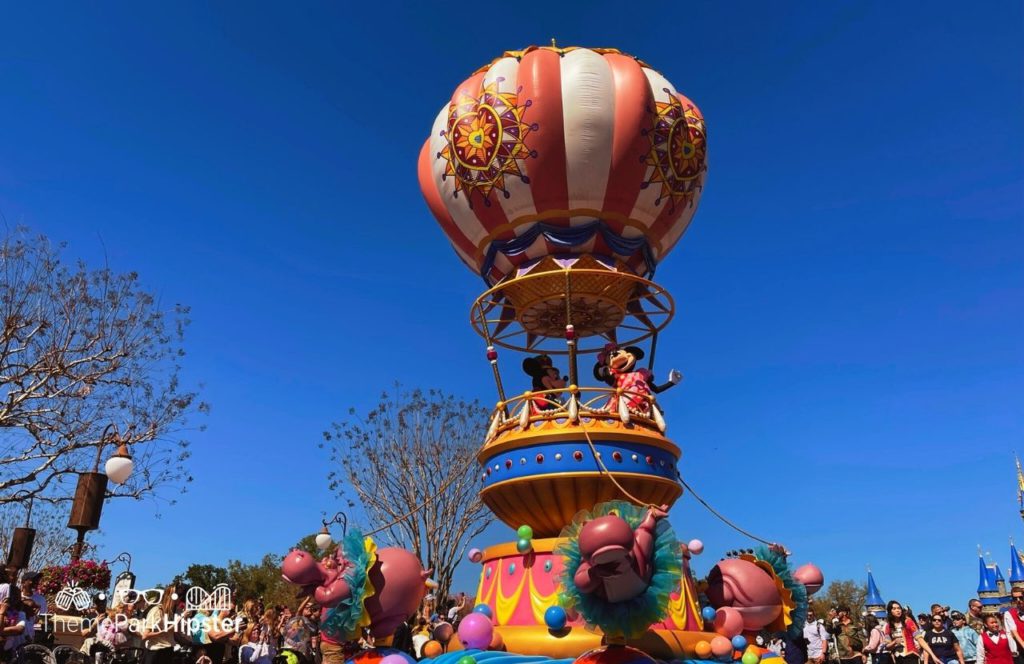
[1012, 540, 1024, 593]
[979, 553, 1004, 615]
[866, 568, 885, 618]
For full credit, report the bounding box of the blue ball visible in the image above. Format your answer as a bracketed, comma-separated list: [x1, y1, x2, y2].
[516, 537, 532, 553]
[701, 606, 717, 621]
[473, 603, 492, 618]
[731, 636, 747, 651]
[544, 605, 567, 631]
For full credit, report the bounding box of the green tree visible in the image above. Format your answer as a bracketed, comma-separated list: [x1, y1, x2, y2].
[811, 579, 868, 620]
[174, 563, 230, 590]
[227, 554, 294, 608]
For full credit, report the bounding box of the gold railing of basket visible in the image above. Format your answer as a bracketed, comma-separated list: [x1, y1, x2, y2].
[483, 385, 667, 443]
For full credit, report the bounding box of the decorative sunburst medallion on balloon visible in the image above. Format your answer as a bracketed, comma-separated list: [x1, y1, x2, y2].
[439, 79, 536, 205]
[643, 93, 707, 208]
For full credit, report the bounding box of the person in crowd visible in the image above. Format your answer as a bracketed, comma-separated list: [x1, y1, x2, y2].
[140, 583, 178, 664]
[1004, 591, 1024, 656]
[18, 573, 46, 645]
[932, 607, 953, 632]
[193, 647, 212, 664]
[806, 608, 831, 664]
[78, 596, 130, 656]
[317, 604, 344, 664]
[411, 617, 431, 659]
[391, 615, 414, 657]
[977, 614, 1017, 664]
[447, 593, 466, 624]
[885, 601, 921, 664]
[0, 585, 26, 663]
[281, 599, 318, 664]
[865, 615, 891, 664]
[951, 612, 979, 664]
[782, 626, 810, 664]
[967, 601, 985, 635]
[204, 598, 238, 664]
[918, 613, 964, 664]
[835, 607, 865, 664]
[241, 606, 278, 664]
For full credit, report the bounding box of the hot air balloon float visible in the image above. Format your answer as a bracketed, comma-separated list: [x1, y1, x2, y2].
[283, 43, 826, 664]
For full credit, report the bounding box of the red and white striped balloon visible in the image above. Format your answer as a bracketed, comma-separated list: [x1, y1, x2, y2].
[418, 45, 708, 285]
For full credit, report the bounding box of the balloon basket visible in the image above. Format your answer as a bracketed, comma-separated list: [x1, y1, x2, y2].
[471, 255, 674, 355]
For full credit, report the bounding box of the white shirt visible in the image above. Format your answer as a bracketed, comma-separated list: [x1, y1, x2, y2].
[0, 584, 9, 604]
[1004, 611, 1024, 635]
[977, 631, 1018, 664]
[805, 619, 828, 657]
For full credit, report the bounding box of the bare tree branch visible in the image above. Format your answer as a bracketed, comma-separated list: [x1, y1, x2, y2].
[0, 228, 208, 506]
[323, 385, 493, 603]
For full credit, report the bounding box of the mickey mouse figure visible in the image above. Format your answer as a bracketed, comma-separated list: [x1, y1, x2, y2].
[522, 354, 568, 413]
[593, 345, 682, 413]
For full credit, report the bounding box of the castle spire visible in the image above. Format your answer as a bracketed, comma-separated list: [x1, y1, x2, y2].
[866, 567, 885, 618]
[979, 550, 1003, 615]
[1012, 539, 1024, 592]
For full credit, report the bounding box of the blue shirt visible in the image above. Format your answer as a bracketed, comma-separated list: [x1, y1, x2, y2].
[952, 625, 979, 660]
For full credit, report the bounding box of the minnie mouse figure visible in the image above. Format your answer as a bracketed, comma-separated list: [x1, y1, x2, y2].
[593, 345, 682, 413]
[522, 354, 568, 413]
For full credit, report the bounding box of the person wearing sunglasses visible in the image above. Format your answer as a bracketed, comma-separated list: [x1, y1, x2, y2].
[919, 614, 965, 664]
[951, 612, 979, 664]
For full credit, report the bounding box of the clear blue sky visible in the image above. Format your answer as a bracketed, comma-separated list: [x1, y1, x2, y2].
[1, 1, 1021, 614]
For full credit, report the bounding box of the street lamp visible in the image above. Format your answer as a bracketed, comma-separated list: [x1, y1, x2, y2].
[68, 424, 134, 561]
[4, 490, 35, 577]
[315, 512, 348, 550]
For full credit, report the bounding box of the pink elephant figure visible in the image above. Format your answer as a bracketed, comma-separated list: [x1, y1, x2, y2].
[363, 547, 432, 638]
[281, 549, 353, 608]
[704, 558, 783, 632]
[573, 505, 668, 603]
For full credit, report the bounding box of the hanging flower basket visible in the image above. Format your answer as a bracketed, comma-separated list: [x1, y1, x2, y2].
[39, 559, 112, 604]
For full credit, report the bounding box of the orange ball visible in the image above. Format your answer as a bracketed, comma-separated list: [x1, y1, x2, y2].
[489, 629, 505, 650]
[422, 640, 443, 658]
[695, 641, 713, 659]
[710, 636, 733, 658]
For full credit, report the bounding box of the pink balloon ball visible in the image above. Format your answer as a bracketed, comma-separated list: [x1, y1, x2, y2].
[468, 548, 483, 563]
[457, 612, 494, 650]
[710, 635, 733, 658]
[714, 607, 745, 638]
[793, 563, 824, 596]
[380, 656, 407, 664]
[688, 539, 705, 555]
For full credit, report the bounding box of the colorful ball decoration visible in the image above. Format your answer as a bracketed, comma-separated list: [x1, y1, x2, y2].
[472, 603, 492, 618]
[701, 606, 717, 622]
[488, 630, 504, 650]
[458, 657, 477, 664]
[468, 548, 483, 563]
[379, 656, 409, 664]
[419, 46, 709, 286]
[516, 537, 532, 553]
[793, 562, 824, 596]
[741, 653, 760, 664]
[710, 636, 733, 658]
[432, 622, 454, 643]
[352, 650, 417, 664]
[688, 539, 705, 555]
[544, 605, 568, 631]
[694, 641, 713, 659]
[421, 641, 443, 659]
[714, 607, 745, 638]
[517, 525, 533, 540]
[731, 636, 748, 651]
[457, 612, 494, 650]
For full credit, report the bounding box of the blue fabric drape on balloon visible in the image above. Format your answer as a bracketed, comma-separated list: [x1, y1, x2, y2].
[480, 220, 657, 286]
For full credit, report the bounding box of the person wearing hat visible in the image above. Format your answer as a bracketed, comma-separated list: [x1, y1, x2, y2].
[951, 612, 980, 664]
[18, 572, 47, 644]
